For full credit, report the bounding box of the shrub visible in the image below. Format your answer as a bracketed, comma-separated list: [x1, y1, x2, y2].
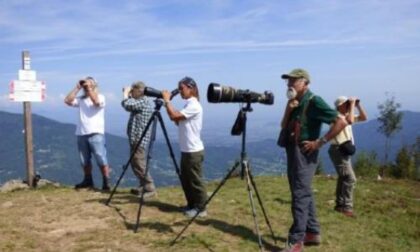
[392, 146, 416, 179]
[354, 151, 380, 178]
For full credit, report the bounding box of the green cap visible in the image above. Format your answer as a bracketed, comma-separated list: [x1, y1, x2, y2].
[281, 68, 310, 82]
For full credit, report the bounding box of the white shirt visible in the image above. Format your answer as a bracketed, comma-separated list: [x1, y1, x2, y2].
[71, 94, 106, 136]
[331, 114, 357, 145]
[179, 97, 204, 153]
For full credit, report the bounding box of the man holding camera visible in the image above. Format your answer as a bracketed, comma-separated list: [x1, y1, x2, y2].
[280, 69, 347, 252]
[64, 77, 111, 191]
[121, 81, 156, 197]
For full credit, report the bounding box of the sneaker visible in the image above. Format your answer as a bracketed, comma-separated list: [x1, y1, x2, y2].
[180, 205, 193, 212]
[184, 208, 207, 218]
[138, 191, 157, 199]
[281, 241, 303, 252]
[198, 210, 207, 218]
[75, 178, 94, 189]
[304, 232, 321, 246]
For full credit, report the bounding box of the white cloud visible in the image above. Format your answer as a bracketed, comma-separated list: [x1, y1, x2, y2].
[1, 0, 420, 117]
[4, 0, 417, 62]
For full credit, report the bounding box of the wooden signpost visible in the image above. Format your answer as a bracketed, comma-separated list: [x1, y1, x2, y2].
[9, 51, 46, 187]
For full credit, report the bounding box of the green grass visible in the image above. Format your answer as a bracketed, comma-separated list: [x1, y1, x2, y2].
[0, 176, 419, 251]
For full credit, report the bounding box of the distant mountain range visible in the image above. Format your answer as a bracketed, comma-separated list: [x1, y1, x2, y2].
[0, 110, 418, 187]
[0, 110, 286, 187]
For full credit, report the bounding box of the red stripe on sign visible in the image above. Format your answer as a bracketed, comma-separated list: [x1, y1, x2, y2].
[42, 81, 46, 101]
[9, 81, 14, 100]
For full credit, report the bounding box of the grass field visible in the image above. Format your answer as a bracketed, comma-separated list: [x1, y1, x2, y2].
[0, 176, 419, 251]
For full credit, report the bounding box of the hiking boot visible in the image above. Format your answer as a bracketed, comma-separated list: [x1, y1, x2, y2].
[304, 232, 321, 246]
[102, 177, 111, 192]
[334, 205, 344, 212]
[281, 241, 303, 252]
[184, 208, 207, 218]
[342, 209, 356, 218]
[130, 187, 144, 196]
[75, 177, 94, 189]
[335, 206, 356, 217]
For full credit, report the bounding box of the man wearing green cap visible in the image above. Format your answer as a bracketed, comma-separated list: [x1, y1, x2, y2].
[279, 68, 348, 252]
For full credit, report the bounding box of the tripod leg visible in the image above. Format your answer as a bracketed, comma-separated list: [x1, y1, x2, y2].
[156, 112, 194, 207]
[106, 111, 157, 206]
[157, 113, 181, 177]
[248, 167, 277, 244]
[134, 170, 151, 233]
[243, 161, 263, 251]
[105, 164, 130, 206]
[170, 160, 241, 246]
[134, 117, 158, 233]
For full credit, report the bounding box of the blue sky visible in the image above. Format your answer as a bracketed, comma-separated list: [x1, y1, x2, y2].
[1, 0, 420, 136]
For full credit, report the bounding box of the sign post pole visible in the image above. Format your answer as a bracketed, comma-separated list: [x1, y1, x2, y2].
[22, 50, 35, 188]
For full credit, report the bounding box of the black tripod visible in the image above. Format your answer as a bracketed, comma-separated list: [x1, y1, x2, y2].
[105, 98, 181, 232]
[171, 102, 276, 250]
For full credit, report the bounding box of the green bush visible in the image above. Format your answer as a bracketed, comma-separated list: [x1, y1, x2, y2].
[392, 146, 416, 179]
[354, 151, 380, 178]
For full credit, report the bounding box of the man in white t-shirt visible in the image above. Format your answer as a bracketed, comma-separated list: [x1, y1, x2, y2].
[64, 77, 111, 191]
[162, 76, 208, 218]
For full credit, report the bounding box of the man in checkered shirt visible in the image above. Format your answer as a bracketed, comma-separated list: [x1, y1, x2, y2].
[122, 81, 156, 197]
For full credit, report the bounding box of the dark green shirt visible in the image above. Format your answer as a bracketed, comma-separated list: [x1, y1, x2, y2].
[289, 90, 338, 141]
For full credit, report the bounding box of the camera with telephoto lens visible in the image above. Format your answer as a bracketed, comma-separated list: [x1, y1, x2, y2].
[207, 83, 274, 105]
[144, 87, 179, 100]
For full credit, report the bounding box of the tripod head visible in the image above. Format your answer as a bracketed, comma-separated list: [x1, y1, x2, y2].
[231, 101, 253, 136]
[242, 101, 253, 112]
[228, 102, 254, 179]
[151, 88, 180, 110]
[153, 98, 165, 110]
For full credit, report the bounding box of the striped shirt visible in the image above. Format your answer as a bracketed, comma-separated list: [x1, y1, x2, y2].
[121, 97, 153, 149]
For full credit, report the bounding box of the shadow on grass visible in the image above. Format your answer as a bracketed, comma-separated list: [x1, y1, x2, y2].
[172, 218, 286, 251]
[274, 197, 291, 205]
[85, 191, 181, 210]
[106, 203, 176, 234]
[85, 192, 286, 250]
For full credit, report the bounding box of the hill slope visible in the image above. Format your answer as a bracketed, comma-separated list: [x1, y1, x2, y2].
[0, 176, 419, 251]
[0, 110, 286, 187]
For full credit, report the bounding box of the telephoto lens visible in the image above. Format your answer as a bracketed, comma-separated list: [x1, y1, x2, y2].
[144, 87, 180, 100]
[207, 83, 274, 105]
[144, 87, 163, 98]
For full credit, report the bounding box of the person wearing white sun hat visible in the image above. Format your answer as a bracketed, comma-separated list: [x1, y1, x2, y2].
[329, 96, 367, 218]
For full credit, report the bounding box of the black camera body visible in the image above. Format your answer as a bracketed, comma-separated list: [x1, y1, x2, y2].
[207, 83, 274, 105]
